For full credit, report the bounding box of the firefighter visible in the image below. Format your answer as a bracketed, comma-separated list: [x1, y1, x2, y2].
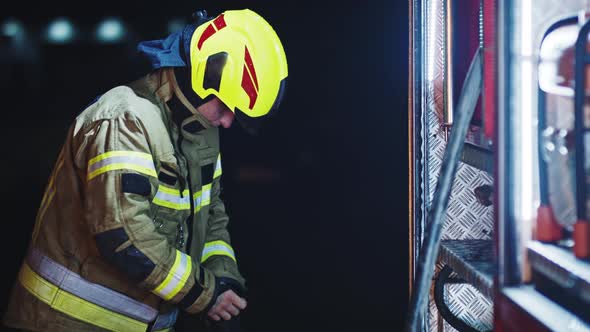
[2, 9, 287, 332]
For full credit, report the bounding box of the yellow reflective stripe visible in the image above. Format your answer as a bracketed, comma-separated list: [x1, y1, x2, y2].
[38, 190, 54, 218]
[33, 190, 55, 239]
[193, 190, 203, 213]
[153, 250, 192, 301]
[168, 259, 192, 300]
[40, 158, 64, 208]
[153, 185, 191, 210]
[192, 184, 213, 213]
[19, 263, 56, 304]
[213, 154, 222, 179]
[88, 151, 152, 165]
[88, 163, 157, 180]
[33, 157, 65, 242]
[87, 151, 156, 180]
[152, 198, 190, 210]
[201, 183, 212, 206]
[201, 240, 236, 263]
[19, 263, 147, 332]
[158, 185, 188, 196]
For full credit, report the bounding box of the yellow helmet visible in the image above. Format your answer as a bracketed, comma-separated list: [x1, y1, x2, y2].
[188, 9, 288, 127]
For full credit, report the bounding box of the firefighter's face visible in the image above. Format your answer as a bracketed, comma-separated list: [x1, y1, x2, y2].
[197, 97, 235, 128]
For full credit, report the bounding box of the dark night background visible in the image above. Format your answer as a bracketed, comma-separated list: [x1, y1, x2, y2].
[0, 1, 409, 331]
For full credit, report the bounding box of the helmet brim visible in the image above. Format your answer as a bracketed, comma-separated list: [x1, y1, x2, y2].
[234, 78, 287, 135]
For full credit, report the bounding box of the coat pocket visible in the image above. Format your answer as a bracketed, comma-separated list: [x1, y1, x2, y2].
[151, 158, 190, 248]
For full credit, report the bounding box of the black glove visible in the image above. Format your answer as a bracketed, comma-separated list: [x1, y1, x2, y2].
[204, 277, 247, 332]
[217, 277, 246, 298]
[204, 277, 246, 312]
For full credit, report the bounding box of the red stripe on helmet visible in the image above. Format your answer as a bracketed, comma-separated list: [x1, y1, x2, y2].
[197, 15, 227, 50]
[213, 14, 227, 30]
[197, 24, 216, 50]
[244, 47, 259, 90]
[241, 66, 258, 109]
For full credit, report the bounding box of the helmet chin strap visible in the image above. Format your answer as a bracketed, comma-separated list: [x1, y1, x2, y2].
[165, 68, 214, 129]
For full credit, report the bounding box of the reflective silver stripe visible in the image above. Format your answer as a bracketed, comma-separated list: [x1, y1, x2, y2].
[201, 241, 236, 263]
[214, 154, 222, 179]
[87, 151, 157, 180]
[152, 250, 191, 300]
[88, 155, 155, 174]
[201, 184, 212, 206]
[193, 192, 202, 213]
[153, 186, 190, 210]
[202, 187, 211, 203]
[194, 193, 203, 210]
[27, 248, 158, 323]
[154, 191, 189, 205]
[193, 186, 212, 213]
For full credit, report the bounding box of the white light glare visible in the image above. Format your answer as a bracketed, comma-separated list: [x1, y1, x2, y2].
[1, 18, 23, 38]
[96, 18, 125, 43]
[519, 0, 534, 222]
[47, 18, 74, 43]
[167, 18, 187, 34]
[426, 0, 439, 81]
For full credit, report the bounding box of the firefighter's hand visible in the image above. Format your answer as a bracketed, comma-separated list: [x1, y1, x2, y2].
[207, 289, 247, 321]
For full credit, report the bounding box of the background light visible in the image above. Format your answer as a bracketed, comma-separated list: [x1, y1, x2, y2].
[96, 18, 125, 43]
[167, 18, 187, 34]
[519, 0, 534, 222]
[1, 18, 24, 38]
[47, 18, 75, 44]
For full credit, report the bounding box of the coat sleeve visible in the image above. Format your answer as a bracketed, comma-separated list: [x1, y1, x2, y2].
[77, 114, 217, 314]
[201, 153, 246, 291]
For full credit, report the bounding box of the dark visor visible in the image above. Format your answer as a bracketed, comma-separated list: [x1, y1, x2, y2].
[234, 78, 287, 135]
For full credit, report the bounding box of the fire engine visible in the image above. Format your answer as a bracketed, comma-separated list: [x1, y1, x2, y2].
[408, 0, 590, 331]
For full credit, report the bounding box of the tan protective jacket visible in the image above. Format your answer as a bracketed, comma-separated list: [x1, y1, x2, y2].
[3, 69, 245, 332]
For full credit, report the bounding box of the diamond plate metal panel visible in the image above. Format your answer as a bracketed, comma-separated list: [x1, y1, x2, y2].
[428, 266, 494, 332]
[427, 123, 494, 242]
[429, 290, 443, 332]
[419, 1, 588, 332]
[422, 1, 589, 330]
[443, 284, 494, 332]
[423, 0, 493, 330]
[428, 263, 445, 332]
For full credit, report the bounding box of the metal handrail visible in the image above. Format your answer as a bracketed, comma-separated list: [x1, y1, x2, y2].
[538, 16, 579, 207]
[574, 18, 590, 221]
[405, 49, 483, 332]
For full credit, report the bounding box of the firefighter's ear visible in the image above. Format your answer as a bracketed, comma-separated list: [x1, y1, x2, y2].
[121, 173, 151, 196]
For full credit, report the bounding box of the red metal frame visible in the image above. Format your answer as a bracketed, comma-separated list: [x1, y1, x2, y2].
[483, 0, 496, 139]
[488, 0, 548, 329]
[494, 291, 552, 332]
